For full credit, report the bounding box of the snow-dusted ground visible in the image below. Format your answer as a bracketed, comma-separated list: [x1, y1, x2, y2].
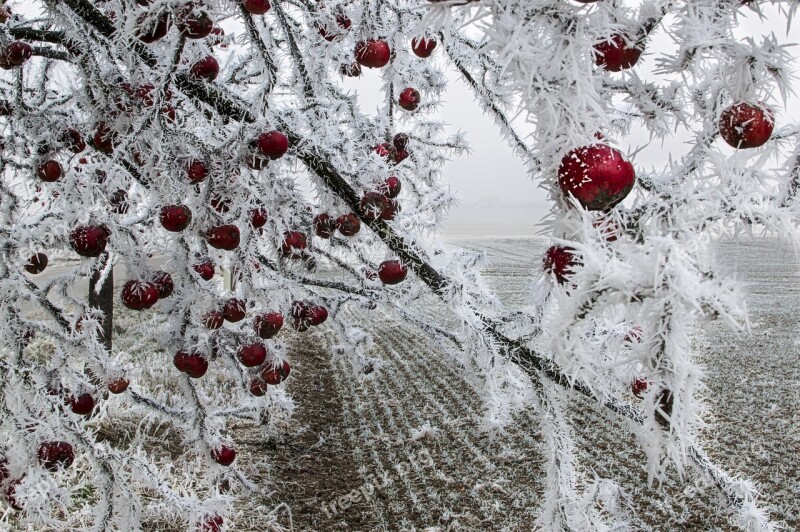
[8, 237, 799, 530]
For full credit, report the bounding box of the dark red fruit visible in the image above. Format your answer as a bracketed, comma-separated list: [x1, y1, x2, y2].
[257, 131, 289, 160]
[355, 39, 391, 68]
[160, 205, 192, 232]
[392, 133, 409, 151]
[64, 129, 86, 153]
[249, 378, 268, 396]
[36, 160, 62, 182]
[38, 441, 74, 471]
[6, 479, 23, 511]
[378, 176, 401, 198]
[186, 159, 207, 183]
[594, 34, 642, 72]
[313, 213, 336, 239]
[337, 213, 360, 237]
[558, 144, 635, 211]
[190, 55, 219, 81]
[359, 192, 389, 221]
[152, 271, 174, 298]
[631, 378, 649, 399]
[243, 0, 271, 15]
[543, 245, 577, 285]
[174, 351, 209, 378]
[250, 207, 268, 229]
[93, 122, 116, 154]
[176, 4, 214, 39]
[211, 445, 236, 466]
[378, 260, 407, 285]
[393, 149, 409, 165]
[319, 13, 351, 41]
[5, 42, 32, 66]
[109, 189, 130, 214]
[206, 225, 240, 250]
[260, 360, 291, 384]
[398, 88, 420, 111]
[201, 515, 224, 532]
[209, 195, 230, 214]
[136, 11, 171, 43]
[281, 231, 307, 257]
[253, 312, 284, 339]
[194, 261, 215, 280]
[237, 343, 267, 367]
[107, 378, 129, 394]
[69, 225, 109, 257]
[411, 36, 437, 58]
[121, 280, 159, 310]
[340, 62, 361, 77]
[373, 142, 395, 160]
[223, 298, 246, 322]
[719, 102, 774, 149]
[24, 253, 48, 274]
[305, 305, 328, 326]
[69, 393, 95, 416]
[381, 198, 399, 221]
[202, 311, 224, 329]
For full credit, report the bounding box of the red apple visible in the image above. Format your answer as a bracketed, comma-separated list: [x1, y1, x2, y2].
[151, 271, 174, 298]
[373, 142, 396, 160]
[5, 478, 24, 511]
[253, 312, 284, 339]
[208, 26, 226, 48]
[93, 122, 116, 154]
[223, 298, 246, 322]
[24, 253, 48, 274]
[340, 62, 361, 77]
[206, 225, 240, 250]
[160, 204, 192, 232]
[38, 441, 74, 471]
[355, 39, 391, 68]
[211, 445, 236, 466]
[237, 342, 267, 367]
[319, 13, 351, 41]
[109, 189, 130, 215]
[36, 160, 62, 182]
[250, 207, 268, 229]
[558, 144, 635, 211]
[69, 393, 95, 416]
[281, 231, 307, 257]
[260, 360, 291, 384]
[380, 198, 399, 221]
[719, 102, 774, 149]
[186, 159, 207, 183]
[176, 3, 214, 39]
[194, 261, 215, 281]
[594, 34, 642, 72]
[393, 149, 409, 165]
[201, 515, 224, 532]
[136, 11, 171, 43]
[337, 213, 360, 237]
[305, 305, 328, 326]
[121, 280, 159, 310]
[398, 88, 420, 111]
[392, 133, 409, 151]
[243, 0, 271, 15]
[543, 245, 577, 285]
[313, 213, 336, 239]
[174, 351, 209, 378]
[378, 176, 401, 198]
[64, 128, 86, 153]
[202, 311, 224, 329]
[257, 131, 289, 160]
[69, 225, 109, 257]
[411, 36, 437, 58]
[107, 378, 129, 394]
[190, 55, 219, 81]
[249, 378, 268, 396]
[631, 378, 649, 399]
[378, 260, 407, 285]
[359, 192, 389, 221]
[4, 41, 32, 66]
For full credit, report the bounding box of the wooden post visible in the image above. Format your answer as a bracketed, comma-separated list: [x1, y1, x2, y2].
[89, 252, 113, 353]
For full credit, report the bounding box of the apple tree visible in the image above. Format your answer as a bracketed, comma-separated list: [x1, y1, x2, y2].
[0, 0, 794, 529]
